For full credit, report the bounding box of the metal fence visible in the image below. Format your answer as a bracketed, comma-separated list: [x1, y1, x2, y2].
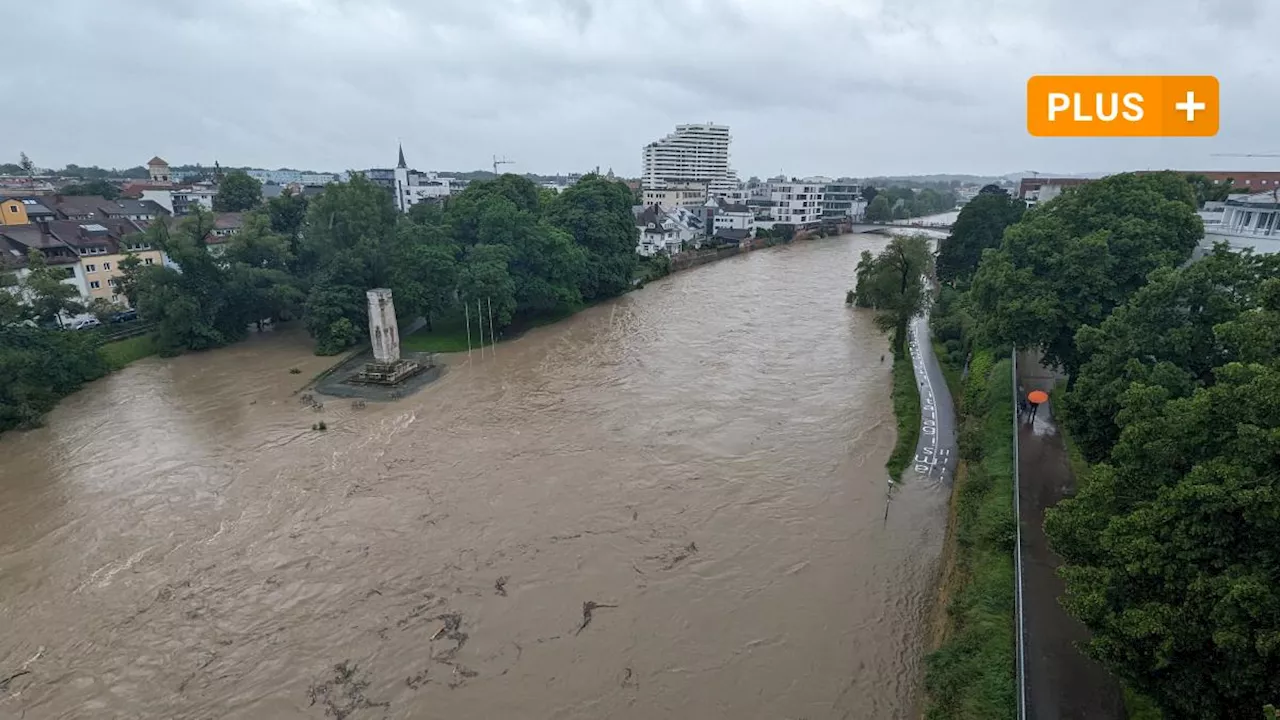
[1012, 349, 1028, 720]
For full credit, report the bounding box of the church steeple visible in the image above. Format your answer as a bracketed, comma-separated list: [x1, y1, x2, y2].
[396, 143, 407, 169]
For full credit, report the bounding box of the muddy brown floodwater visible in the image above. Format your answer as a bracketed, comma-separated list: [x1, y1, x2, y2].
[0, 234, 949, 719]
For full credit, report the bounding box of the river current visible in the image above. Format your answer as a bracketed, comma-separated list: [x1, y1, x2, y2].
[0, 233, 948, 719]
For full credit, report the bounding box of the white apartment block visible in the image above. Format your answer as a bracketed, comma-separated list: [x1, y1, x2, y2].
[642, 123, 739, 197]
[769, 182, 825, 227]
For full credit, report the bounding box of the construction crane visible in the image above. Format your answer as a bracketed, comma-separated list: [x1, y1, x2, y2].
[492, 155, 514, 177]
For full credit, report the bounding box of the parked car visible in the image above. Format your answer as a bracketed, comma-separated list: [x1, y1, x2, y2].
[67, 316, 101, 330]
[110, 309, 138, 323]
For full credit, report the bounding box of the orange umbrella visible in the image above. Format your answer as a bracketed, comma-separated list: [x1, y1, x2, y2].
[1027, 390, 1049, 405]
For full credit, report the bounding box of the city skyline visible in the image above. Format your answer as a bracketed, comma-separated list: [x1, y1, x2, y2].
[8, 0, 1280, 178]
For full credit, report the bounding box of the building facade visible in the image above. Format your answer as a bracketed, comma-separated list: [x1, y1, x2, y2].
[767, 181, 825, 227]
[366, 145, 454, 212]
[821, 184, 863, 220]
[642, 183, 708, 209]
[147, 156, 171, 183]
[641, 123, 738, 197]
[1201, 191, 1280, 256]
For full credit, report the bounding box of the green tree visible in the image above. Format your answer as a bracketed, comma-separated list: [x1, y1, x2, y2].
[1045, 361, 1280, 719]
[266, 187, 309, 257]
[1185, 173, 1234, 206]
[852, 234, 932, 352]
[132, 208, 244, 354]
[23, 250, 84, 326]
[0, 270, 29, 326]
[861, 186, 879, 203]
[969, 172, 1202, 380]
[458, 244, 518, 329]
[1062, 247, 1280, 462]
[213, 170, 263, 212]
[936, 191, 1025, 285]
[304, 261, 368, 355]
[60, 179, 120, 200]
[0, 325, 108, 432]
[865, 195, 892, 222]
[545, 174, 634, 301]
[224, 212, 294, 271]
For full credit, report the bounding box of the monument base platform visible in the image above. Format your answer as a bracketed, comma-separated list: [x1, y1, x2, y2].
[351, 358, 424, 385]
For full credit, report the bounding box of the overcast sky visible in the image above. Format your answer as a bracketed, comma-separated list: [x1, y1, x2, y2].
[7, 0, 1278, 178]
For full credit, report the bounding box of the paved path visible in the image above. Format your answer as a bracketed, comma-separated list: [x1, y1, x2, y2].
[907, 313, 956, 484]
[1017, 356, 1124, 720]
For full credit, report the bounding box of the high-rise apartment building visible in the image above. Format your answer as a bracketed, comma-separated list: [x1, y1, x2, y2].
[641, 123, 739, 197]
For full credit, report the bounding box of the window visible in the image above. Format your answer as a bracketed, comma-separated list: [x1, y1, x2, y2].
[108, 278, 119, 287]
[90, 281, 101, 289]
[144, 257, 154, 265]
[7, 204, 17, 213]
[103, 262, 111, 270]
[85, 264, 97, 272]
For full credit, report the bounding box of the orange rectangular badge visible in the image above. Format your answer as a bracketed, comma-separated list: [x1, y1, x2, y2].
[1027, 75, 1218, 137]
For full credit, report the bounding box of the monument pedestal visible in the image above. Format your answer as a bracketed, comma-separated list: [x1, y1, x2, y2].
[353, 358, 422, 385]
[347, 288, 426, 386]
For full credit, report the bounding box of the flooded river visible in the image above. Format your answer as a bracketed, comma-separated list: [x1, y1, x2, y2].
[0, 234, 949, 719]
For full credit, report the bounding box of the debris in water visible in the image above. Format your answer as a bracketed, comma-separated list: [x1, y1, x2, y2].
[306, 661, 389, 720]
[494, 576, 509, 597]
[289, 367, 302, 374]
[0, 669, 31, 691]
[576, 601, 618, 635]
[431, 626, 446, 641]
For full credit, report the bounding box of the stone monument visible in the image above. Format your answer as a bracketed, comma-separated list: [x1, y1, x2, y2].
[353, 288, 422, 385]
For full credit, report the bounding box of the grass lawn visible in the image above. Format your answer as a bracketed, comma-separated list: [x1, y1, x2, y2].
[924, 356, 1017, 720]
[402, 305, 584, 354]
[99, 334, 157, 369]
[886, 348, 922, 479]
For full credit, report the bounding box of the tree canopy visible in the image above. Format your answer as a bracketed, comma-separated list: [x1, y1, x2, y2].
[936, 191, 1024, 285]
[865, 195, 892, 222]
[1062, 247, 1280, 462]
[60, 179, 121, 200]
[968, 172, 1203, 378]
[853, 233, 932, 352]
[213, 170, 263, 212]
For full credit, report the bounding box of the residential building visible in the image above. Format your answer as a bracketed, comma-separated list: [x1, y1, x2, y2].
[635, 204, 681, 257]
[1200, 191, 1280, 256]
[632, 203, 706, 256]
[147, 156, 172, 183]
[642, 182, 708, 209]
[641, 123, 739, 197]
[48, 218, 163, 304]
[713, 200, 756, 232]
[1136, 170, 1280, 190]
[767, 181, 825, 227]
[246, 169, 337, 186]
[210, 212, 244, 239]
[40, 195, 167, 223]
[821, 183, 864, 220]
[169, 184, 217, 215]
[1017, 177, 1091, 206]
[0, 223, 91, 306]
[365, 145, 455, 212]
[0, 196, 30, 225]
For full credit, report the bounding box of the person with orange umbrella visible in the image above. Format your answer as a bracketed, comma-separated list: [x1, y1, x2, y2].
[1026, 389, 1048, 423]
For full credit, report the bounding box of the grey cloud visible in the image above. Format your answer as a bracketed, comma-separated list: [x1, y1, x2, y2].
[7, 0, 1280, 177]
